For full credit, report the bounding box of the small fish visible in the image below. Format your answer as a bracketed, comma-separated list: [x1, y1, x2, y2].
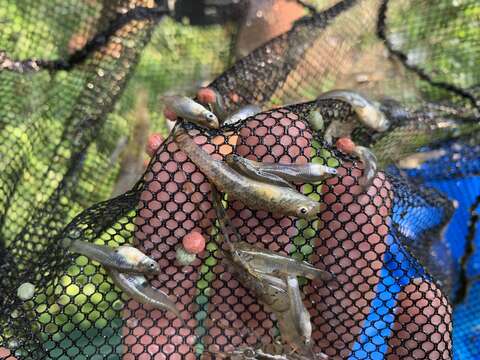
[233, 242, 332, 282]
[211, 188, 291, 312]
[225, 154, 337, 187]
[69, 241, 160, 275]
[108, 270, 184, 325]
[397, 149, 447, 169]
[286, 275, 312, 346]
[224, 254, 291, 313]
[225, 154, 294, 189]
[174, 130, 320, 219]
[212, 192, 328, 360]
[223, 105, 262, 126]
[318, 90, 390, 132]
[161, 95, 219, 129]
[352, 145, 378, 188]
[203, 345, 319, 359]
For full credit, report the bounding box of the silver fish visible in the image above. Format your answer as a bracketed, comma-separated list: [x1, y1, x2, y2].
[397, 149, 446, 169]
[108, 270, 184, 325]
[204, 345, 320, 359]
[212, 190, 328, 359]
[162, 95, 219, 129]
[233, 242, 332, 283]
[223, 105, 262, 126]
[317, 90, 390, 132]
[224, 254, 291, 313]
[174, 130, 320, 219]
[352, 145, 378, 188]
[286, 275, 312, 346]
[70, 241, 160, 275]
[225, 154, 337, 187]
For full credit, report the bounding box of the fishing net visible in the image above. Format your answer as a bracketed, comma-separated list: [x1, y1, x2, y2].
[0, 0, 479, 359]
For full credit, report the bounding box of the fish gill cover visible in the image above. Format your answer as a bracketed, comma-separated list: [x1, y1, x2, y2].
[0, 0, 479, 359]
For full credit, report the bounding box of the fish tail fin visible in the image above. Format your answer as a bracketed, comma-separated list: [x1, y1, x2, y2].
[142, 285, 185, 326]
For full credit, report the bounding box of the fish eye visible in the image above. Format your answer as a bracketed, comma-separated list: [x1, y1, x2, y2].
[243, 349, 255, 357]
[149, 263, 156, 268]
[299, 207, 308, 214]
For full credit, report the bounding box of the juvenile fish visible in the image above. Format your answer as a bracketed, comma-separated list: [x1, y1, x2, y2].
[224, 254, 291, 313]
[397, 149, 446, 169]
[286, 275, 312, 346]
[225, 154, 337, 187]
[212, 194, 327, 359]
[317, 90, 390, 133]
[161, 95, 219, 129]
[108, 270, 184, 325]
[174, 130, 320, 219]
[223, 105, 261, 126]
[223, 262, 318, 358]
[233, 242, 332, 282]
[352, 145, 378, 188]
[70, 241, 160, 275]
[204, 345, 321, 359]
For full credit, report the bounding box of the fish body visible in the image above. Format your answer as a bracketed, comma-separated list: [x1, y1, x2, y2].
[225, 154, 295, 189]
[225, 265, 317, 358]
[108, 270, 184, 324]
[69, 241, 160, 275]
[174, 130, 320, 219]
[223, 105, 262, 126]
[318, 90, 390, 132]
[233, 242, 332, 282]
[397, 149, 447, 169]
[226, 154, 337, 186]
[207, 345, 318, 360]
[225, 255, 291, 313]
[212, 191, 328, 360]
[352, 145, 378, 188]
[162, 95, 219, 129]
[286, 276, 312, 345]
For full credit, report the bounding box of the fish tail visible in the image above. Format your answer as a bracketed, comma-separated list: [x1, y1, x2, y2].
[142, 286, 185, 326]
[69, 241, 108, 264]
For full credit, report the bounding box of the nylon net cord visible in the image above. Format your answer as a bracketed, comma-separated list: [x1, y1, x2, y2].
[0, 0, 479, 359]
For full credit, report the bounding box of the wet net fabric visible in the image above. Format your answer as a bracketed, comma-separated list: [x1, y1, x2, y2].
[0, 0, 479, 359]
